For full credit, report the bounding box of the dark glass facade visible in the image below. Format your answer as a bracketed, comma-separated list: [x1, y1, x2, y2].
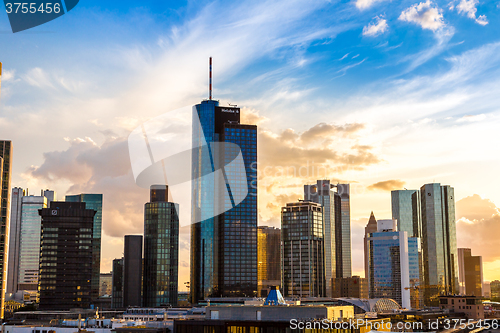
[65, 193, 103, 302]
[38, 201, 95, 310]
[143, 185, 179, 307]
[281, 201, 324, 297]
[0, 141, 12, 318]
[420, 183, 459, 306]
[112, 258, 124, 308]
[123, 235, 143, 307]
[191, 100, 258, 303]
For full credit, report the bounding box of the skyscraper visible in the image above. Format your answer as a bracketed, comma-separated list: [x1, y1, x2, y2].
[304, 180, 335, 297]
[366, 219, 421, 309]
[458, 248, 483, 296]
[420, 183, 459, 306]
[391, 190, 421, 238]
[257, 226, 281, 297]
[190, 96, 258, 301]
[123, 235, 143, 307]
[0, 140, 12, 318]
[143, 185, 178, 307]
[6, 187, 24, 296]
[65, 193, 103, 302]
[281, 201, 324, 298]
[334, 184, 351, 278]
[38, 201, 95, 310]
[364, 212, 377, 280]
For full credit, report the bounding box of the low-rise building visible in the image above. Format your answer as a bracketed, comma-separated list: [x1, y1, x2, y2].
[439, 295, 484, 320]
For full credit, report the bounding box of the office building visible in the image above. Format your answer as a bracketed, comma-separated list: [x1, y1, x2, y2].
[0, 140, 12, 318]
[190, 95, 258, 302]
[304, 180, 335, 296]
[483, 281, 490, 299]
[111, 258, 124, 308]
[490, 280, 500, 301]
[391, 189, 421, 237]
[144, 185, 179, 307]
[38, 201, 95, 310]
[257, 226, 281, 297]
[6, 187, 24, 296]
[364, 212, 377, 280]
[420, 183, 459, 306]
[100, 273, 112, 296]
[65, 193, 103, 302]
[366, 219, 421, 309]
[281, 201, 324, 297]
[332, 275, 368, 299]
[458, 248, 483, 296]
[123, 235, 142, 307]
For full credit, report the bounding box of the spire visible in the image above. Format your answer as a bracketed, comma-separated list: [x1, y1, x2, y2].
[209, 57, 212, 100]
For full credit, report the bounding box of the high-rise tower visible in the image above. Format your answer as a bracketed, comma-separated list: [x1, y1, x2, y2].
[65, 194, 103, 302]
[0, 140, 12, 318]
[143, 185, 179, 307]
[190, 59, 258, 303]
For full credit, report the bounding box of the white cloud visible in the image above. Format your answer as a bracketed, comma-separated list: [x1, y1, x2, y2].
[456, 114, 486, 122]
[451, 0, 488, 25]
[362, 16, 388, 37]
[2, 69, 15, 81]
[399, 1, 445, 31]
[355, 0, 388, 10]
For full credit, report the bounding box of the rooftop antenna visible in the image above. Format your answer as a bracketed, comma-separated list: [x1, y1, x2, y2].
[209, 57, 212, 100]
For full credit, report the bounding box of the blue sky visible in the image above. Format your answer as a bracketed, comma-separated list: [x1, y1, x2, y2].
[1, 0, 500, 285]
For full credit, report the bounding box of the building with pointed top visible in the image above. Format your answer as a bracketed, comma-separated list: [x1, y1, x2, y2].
[364, 212, 377, 279]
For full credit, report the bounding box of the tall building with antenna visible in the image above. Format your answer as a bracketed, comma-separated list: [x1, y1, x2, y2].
[190, 58, 258, 303]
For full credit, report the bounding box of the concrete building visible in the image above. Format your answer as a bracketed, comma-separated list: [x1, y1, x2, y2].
[439, 295, 484, 320]
[364, 212, 377, 280]
[281, 201, 324, 297]
[458, 248, 483, 296]
[100, 273, 112, 296]
[257, 226, 280, 297]
[332, 276, 368, 299]
[6, 187, 25, 296]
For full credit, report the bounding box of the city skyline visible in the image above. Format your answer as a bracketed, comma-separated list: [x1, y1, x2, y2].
[1, 0, 500, 292]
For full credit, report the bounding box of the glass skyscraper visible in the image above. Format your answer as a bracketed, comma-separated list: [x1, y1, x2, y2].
[190, 99, 257, 303]
[304, 180, 336, 297]
[334, 184, 351, 278]
[6, 187, 24, 296]
[143, 185, 179, 307]
[420, 183, 459, 306]
[281, 201, 324, 297]
[65, 193, 102, 302]
[391, 189, 421, 238]
[0, 140, 12, 318]
[257, 226, 281, 297]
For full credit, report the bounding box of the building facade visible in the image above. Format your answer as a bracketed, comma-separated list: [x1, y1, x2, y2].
[38, 201, 95, 310]
[391, 190, 421, 238]
[332, 276, 368, 299]
[190, 99, 258, 303]
[420, 183, 459, 306]
[490, 280, 500, 301]
[6, 187, 24, 296]
[0, 140, 12, 318]
[99, 273, 112, 296]
[281, 201, 324, 298]
[334, 184, 351, 279]
[144, 185, 178, 307]
[257, 226, 281, 297]
[123, 235, 143, 307]
[304, 180, 335, 297]
[364, 212, 378, 280]
[366, 220, 421, 309]
[458, 248, 483, 296]
[439, 295, 484, 320]
[65, 194, 103, 302]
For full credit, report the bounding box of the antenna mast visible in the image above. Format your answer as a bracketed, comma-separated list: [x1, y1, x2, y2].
[209, 57, 212, 100]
